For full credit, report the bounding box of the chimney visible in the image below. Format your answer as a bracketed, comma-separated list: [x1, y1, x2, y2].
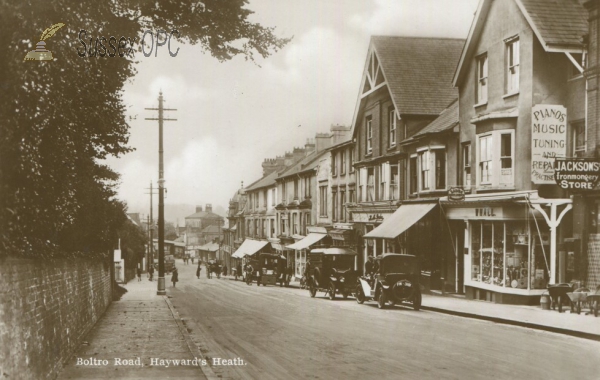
[305, 138, 315, 155]
[293, 146, 306, 162]
[196, 205, 203, 213]
[330, 124, 352, 145]
[206, 204, 213, 213]
[315, 132, 332, 152]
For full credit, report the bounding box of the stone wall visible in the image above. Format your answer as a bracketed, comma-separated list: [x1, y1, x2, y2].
[0, 255, 112, 379]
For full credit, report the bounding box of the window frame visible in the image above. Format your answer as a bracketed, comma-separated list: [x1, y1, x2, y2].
[476, 53, 488, 105]
[505, 36, 519, 95]
[319, 184, 328, 217]
[367, 167, 375, 201]
[409, 156, 418, 194]
[476, 130, 515, 188]
[332, 152, 337, 177]
[419, 150, 430, 191]
[340, 150, 346, 175]
[388, 108, 396, 147]
[463, 143, 472, 188]
[572, 120, 586, 156]
[366, 116, 373, 154]
[390, 164, 399, 200]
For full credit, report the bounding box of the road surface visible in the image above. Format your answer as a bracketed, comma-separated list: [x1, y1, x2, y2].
[169, 262, 600, 380]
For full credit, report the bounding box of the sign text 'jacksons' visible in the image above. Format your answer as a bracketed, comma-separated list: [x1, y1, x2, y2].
[554, 158, 600, 190]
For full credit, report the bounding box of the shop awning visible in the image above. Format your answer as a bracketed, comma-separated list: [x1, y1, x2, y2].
[364, 203, 437, 239]
[329, 229, 353, 241]
[287, 233, 327, 250]
[231, 239, 269, 258]
[323, 248, 357, 255]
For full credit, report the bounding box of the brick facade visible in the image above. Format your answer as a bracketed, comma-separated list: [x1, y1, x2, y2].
[0, 256, 112, 379]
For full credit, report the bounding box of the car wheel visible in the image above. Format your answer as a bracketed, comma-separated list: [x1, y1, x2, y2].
[329, 283, 336, 300]
[356, 286, 365, 304]
[413, 291, 422, 311]
[309, 284, 317, 298]
[377, 291, 386, 309]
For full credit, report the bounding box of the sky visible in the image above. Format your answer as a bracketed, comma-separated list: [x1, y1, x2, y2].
[106, 0, 479, 224]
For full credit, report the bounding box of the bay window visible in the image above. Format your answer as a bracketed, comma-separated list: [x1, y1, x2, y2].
[477, 130, 515, 188]
[420, 151, 430, 190]
[390, 165, 399, 200]
[435, 150, 446, 189]
[367, 167, 375, 201]
[409, 156, 418, 194]
[389, 108, 396, 147]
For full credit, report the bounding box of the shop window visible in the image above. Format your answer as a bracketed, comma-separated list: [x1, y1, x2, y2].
[505, 37, 519, 94]
[463, 143, 471, 188]
[470, 220, 550, 290]
[476, 53, 488, 104]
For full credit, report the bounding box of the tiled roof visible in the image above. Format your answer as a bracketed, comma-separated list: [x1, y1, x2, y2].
[201, 225, 223, 234]
[277, 150, 327, 179]
[245, 170, 278, 191]
[372, 36, 464, 116]
[412, 99, 459, 138]
[185, 211, 223, 219]
[517, 0, 587, 50]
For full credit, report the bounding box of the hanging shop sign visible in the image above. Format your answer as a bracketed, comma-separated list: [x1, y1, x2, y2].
[448, 187, 466, 201]
[554, 158, 600, 190]
[531, 105, 567, 184]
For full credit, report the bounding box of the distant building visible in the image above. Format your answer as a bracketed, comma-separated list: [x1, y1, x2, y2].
[184, 204, 224, 246]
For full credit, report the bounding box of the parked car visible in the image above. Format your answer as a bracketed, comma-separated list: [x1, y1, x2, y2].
[153, 254, 175, 274]
[207, 259, 222, 279]
[306, 248, 358, 300]
[356, 253, 421, 310]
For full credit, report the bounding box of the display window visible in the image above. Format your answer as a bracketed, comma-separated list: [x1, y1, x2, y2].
[469, 220, 550, 290]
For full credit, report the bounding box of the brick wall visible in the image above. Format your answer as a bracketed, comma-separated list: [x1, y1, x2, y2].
[0, 256, 112, 379]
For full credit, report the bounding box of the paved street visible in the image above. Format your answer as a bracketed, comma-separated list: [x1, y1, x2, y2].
[169, 262, 600, 380]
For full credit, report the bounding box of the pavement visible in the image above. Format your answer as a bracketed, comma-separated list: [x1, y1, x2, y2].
[58, 276, 215, 380]
[58, 273, 600, 379]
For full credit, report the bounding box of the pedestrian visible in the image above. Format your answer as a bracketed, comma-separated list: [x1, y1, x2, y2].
[136, 266, 142, 281]
[223, 265, 228, 277]
[171, 267, 178, 287]
[196, 263, 202, 279]
[191, 257, 194, 264]
[148, 264, 154, 281]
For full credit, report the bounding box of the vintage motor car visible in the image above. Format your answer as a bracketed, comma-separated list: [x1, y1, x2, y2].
[257, 253, 288, 286]
[306, 248, 358, 299]
[356, 253, 421, 310]
[207, 259, 222, 279]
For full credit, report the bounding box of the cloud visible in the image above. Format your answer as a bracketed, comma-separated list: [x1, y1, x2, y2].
[350, 0, 478, 38]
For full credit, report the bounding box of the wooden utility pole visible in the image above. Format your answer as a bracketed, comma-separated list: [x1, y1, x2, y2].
[145, 182, 158, 271]
[145, 91, 177, 295]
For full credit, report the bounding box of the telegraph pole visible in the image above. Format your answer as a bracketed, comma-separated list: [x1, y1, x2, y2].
[145, 181, 158, 271]
[145, 91, 177, 295]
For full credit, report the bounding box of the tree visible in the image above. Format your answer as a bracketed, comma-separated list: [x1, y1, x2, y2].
[0, 0, 290, 257]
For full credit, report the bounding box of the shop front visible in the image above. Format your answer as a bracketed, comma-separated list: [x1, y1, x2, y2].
[442, 191, 572, 304]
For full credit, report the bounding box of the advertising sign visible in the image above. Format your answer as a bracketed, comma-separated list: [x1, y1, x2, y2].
[554, 158, 600, 190]
[448, 187, 465, 201]
[531, 105, 567, 184]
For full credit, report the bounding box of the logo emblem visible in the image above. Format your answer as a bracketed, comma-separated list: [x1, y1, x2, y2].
[24, 23, 65, 61]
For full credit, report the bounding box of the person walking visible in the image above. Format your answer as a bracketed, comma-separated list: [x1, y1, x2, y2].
[148, 264, 154, 281]
[196, 263, 202, 279]
[136, 266, 142, 282]
[171, 267, 179, 287]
